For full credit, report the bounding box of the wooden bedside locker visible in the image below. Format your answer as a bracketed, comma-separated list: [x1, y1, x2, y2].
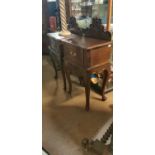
[47, 17, 112, 111]
[60, 34, 112, 111]
[47, 29, 112, 111]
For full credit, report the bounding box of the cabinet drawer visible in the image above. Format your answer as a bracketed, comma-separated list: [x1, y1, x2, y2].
[88, 43, 112, 66]
[63, 43, 83, 65]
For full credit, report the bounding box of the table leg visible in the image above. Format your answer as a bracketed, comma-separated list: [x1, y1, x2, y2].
[101, 69, 109, 101]
[66, 69, 72, 95]
[50, 56, 58, 79]
[61, 67, 66, 91]
[59, 44, 66, 90]
[84, 74, 90, 111]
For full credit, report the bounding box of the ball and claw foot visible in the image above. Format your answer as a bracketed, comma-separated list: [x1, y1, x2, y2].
[102, 95, 107, 101]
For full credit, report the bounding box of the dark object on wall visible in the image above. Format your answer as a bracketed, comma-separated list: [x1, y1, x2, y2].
[49, 16, 57, 32]
[47, 1, 61, 31]
[68, 16, 83, 35]
[42, 0, 49, 54]
[85, 17, 111, 40]
[68, 16, 111, 41]
[103, 0, 108, 4]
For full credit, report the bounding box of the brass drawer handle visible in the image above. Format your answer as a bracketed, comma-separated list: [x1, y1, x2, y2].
[108, 44, 112, 48]
[70, 51, 77, 56]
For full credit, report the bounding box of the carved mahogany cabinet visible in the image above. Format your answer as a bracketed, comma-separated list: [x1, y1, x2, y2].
[47, 32, 112, 111]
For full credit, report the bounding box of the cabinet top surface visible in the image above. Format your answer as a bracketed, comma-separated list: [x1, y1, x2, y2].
[47, 32, 112, 50]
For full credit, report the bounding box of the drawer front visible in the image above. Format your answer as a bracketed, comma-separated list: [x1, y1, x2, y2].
[88, 43, 112, 67]
[63, 43, 83, 65]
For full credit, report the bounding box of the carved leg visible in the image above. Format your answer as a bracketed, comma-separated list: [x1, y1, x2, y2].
[61, 67, 66, 91]
[50, 57, 58, 79]
[54, 67, 58, 79]
[101, 69, 109, 101]
[66, 69, 72, 95]
[79, 77, 84, 86]
[84, 74, 90, 111]
[59, 44, 66, 90]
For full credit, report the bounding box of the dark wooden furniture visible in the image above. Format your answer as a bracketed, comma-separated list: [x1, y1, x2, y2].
[62, 34, 112, 111]
[48, 32, 112, 111]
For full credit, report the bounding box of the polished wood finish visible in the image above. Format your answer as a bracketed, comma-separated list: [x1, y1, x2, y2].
[61, 33, 112, 111]
[48, 32, 112, 111]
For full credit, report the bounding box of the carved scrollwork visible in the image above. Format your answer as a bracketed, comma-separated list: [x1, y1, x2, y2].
[68, 16, 111, 41]
[68, 16, 83, 35]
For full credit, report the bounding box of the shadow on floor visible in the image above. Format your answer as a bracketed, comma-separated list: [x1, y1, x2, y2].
[42, 56, 113, 155]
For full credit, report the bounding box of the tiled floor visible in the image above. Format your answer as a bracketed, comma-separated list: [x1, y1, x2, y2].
[42, 56, 113, 155]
